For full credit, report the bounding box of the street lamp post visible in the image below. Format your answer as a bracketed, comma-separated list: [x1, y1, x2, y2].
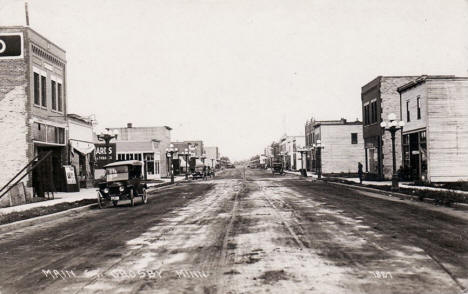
[166, 144, 178, 184]
[297, 147, 309, 176]
[97, 129, 119, 165]
[211, 158, 214, 169]
[280, 151, 286, 171]
[313, 140, 324, 179]
[380, 113, 405, 190]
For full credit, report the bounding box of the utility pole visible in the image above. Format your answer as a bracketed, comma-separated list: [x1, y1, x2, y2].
[25, 2, 30, 26]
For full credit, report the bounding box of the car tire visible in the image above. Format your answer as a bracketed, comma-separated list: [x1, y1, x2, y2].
[142, 188, 148, 204]
[130, 188, 135, 207]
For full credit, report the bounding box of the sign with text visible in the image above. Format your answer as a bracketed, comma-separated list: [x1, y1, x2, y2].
[0, 33, 23, 59]
[95, 143, 116, 168]
[63, 165, 77, 185]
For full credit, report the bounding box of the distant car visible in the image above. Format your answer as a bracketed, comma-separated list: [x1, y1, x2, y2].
[272, 163, 284, 175]
[192, 171, 204, 179]
[97, 160, 148, 208]
[226, 164, 235, 169]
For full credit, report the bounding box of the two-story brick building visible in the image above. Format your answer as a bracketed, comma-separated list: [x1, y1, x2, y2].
[361, 76, 418, 180]
[0, 26, 68, 197]
[398, 75, 468, 183]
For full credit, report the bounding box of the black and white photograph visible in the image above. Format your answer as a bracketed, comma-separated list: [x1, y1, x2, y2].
[0, 0, 468, 293]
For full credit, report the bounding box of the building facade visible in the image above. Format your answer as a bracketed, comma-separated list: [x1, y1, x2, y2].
[107, 123, 171, 178]
[279, 135, 305, 171]
[205, 146, 219, 168]
[306, 118, 364, 174]
[398, 75, 468, 182]
[0, 26, 68, 197]
[361, 76, 417, 180]
[68, 114, 95, 187]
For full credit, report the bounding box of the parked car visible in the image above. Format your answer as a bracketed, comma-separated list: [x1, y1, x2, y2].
[97, 160, 148, 208]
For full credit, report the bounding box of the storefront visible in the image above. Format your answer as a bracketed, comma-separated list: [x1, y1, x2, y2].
[116, 141, 161, 180]
[402, 130, 427, 181]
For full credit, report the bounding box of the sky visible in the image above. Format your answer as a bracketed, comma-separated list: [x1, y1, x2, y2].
[1, 0, 467, 160]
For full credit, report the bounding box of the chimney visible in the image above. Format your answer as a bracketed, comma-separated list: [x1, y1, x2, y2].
[127, 123, 133, 128]
[340, 118, 347, 124]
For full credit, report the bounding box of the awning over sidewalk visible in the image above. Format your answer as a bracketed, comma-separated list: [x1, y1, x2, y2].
[70, 140, 95, 155]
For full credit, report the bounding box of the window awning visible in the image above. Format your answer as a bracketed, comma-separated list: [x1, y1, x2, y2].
[71, 140, 95, 155]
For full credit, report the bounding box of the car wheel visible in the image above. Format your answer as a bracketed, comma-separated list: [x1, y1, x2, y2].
[142, 188, 148, 204]
[130, 188, 135, 207]
[112, 200, 118, 207]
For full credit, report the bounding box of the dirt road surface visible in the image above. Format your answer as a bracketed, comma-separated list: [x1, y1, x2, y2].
[1, 168, 467, 294]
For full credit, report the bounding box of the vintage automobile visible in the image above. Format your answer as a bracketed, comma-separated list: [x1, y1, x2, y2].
[272, 162, 284, 175]
[97, 160, 148, 208]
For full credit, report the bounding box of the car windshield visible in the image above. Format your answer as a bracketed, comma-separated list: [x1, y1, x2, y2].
[105, 165, 129, 182]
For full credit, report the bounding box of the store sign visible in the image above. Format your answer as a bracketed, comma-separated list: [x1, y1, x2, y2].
[0, 33, 23, 59]
[63, 165, 77, 185]
[95, 143, 116, 168]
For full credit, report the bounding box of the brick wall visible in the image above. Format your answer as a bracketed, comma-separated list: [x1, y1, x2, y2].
[380, 77, 417, 179]
[0, 58, 29, 189]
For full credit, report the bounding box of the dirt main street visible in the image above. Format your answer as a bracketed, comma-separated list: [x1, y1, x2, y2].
[0, 168, 467, 294]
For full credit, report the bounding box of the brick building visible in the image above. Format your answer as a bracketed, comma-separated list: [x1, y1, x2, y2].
[398, 75, 468, 182]
[0, 26, 68, 197]
[361, 76, 417, 180]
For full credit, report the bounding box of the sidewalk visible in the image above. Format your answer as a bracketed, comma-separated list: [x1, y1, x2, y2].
[283, 170, 468, 196]
[329, 177, 468, 195]
[0, 176, 187, 216]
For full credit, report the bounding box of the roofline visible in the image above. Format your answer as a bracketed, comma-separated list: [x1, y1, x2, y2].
[361, 75, 420, 93]
[0, 26, 67, 53]
[397, 75, 468, 93]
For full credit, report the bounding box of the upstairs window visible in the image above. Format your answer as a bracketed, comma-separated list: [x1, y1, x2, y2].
[41, 75, 47, 107]
[406, 100, 410, 122]
[364, 104, 370, 125]
[351, 133, 358, 144]
[417, 96, 421, 120]
[57, 83, 63, 112]
[371, 101, 378, 123]
[33, 72, 40, 105]
[51, 80, 57, 110]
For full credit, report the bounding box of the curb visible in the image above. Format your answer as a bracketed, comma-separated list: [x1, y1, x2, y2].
[321, 179, 468, 211]
[0, 180, 190, 233]
[0, 203, 96, 234]
[324, 180, 417, 201]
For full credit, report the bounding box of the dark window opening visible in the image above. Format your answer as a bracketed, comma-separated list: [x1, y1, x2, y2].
[41, 75, 47, 107]
[417, 97, 421, 120]
[406, 101, 410, 122]
[51, 80, 57, 110]
[33, 73, 40, 105]
[57, 83, 63, 112]
[351, 133, 358, 144]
